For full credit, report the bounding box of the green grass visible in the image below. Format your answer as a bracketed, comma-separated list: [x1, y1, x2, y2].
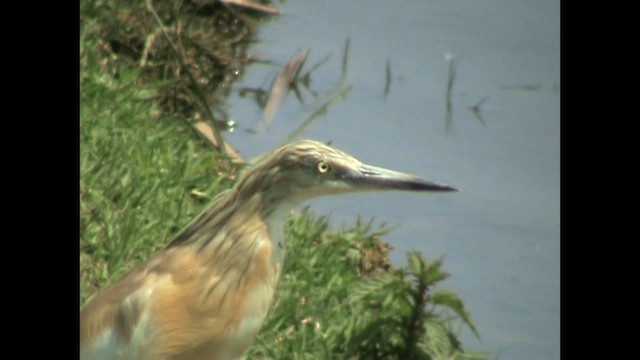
[80, 2, 486, 358]
[80, 29, 239, 303]
[251, 213, 486, 359]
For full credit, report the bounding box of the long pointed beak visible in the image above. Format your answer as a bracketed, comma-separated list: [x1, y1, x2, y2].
[342, 163, 458, 192]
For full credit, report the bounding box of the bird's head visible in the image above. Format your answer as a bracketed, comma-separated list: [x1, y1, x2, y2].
[235, 139, 457, 206]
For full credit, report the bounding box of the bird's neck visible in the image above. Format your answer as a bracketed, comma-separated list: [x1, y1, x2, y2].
[262, 198, 297, 269]
[166, 188, 298, 269]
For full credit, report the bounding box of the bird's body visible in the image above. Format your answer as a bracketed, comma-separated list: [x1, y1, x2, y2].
[80, 139, 456, 360]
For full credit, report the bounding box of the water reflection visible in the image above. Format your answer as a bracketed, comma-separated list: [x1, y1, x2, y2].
[500, 84, 543, 91]
[235, 38, 355, 144]
[467, 97, 489, 126]
[261, 49, 310, 127]
[384, 59, 392, 99]
[445, 53, 457, 135]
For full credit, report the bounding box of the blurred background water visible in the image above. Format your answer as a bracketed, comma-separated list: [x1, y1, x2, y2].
[225, 0, 560, 358]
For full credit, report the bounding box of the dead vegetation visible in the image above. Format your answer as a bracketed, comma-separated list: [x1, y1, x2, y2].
[83, 0, 278, 124]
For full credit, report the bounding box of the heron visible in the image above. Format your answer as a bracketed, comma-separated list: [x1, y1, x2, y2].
[80, 139, 456, 360]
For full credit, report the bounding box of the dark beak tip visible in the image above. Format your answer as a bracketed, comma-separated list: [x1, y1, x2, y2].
[417, 181, 458, 193]
[436, 186, 458, 192]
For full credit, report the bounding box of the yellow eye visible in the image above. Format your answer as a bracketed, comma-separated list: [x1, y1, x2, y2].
[316, 161, 331, 174]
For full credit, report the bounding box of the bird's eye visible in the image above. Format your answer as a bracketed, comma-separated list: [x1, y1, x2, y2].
[316, 161, 331, 174]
